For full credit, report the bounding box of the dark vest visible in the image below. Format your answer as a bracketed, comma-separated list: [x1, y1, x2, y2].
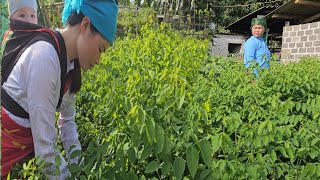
[1, 19, 68, 119]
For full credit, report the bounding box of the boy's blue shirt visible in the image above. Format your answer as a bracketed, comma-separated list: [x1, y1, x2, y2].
[244, 36, 271, 70]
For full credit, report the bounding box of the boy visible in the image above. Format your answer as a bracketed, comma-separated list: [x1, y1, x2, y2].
[8, 0, 38, 24]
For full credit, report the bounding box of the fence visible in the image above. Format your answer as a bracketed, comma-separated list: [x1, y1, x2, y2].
[158, 14, 211, 39]
[1, 2, 9, 43]
[118, 5, 212, 39]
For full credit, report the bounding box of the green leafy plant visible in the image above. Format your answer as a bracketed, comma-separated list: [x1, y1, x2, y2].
[10, 24, 320, 180]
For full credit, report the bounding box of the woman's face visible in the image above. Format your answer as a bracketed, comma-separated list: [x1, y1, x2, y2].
[11, 7, 38, 24]
[251, 25, 265, 38]
[76, 17, 110, 71]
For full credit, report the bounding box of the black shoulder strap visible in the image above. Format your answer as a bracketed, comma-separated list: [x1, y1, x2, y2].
[53, 30, 68, 109]
[1, 20, 67, 119]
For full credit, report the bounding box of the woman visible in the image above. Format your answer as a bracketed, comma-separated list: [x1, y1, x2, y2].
[243, 17, 271, 75]
[1, 0, 118, 179]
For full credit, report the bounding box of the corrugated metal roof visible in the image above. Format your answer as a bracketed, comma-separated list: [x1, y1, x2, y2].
[265, 0, 320, 21]
[226, 6, 277, 35]
[226, 0, 320, 36]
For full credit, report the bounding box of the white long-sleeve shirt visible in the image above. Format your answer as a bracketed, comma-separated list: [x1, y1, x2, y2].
[2, 40, 81, 179]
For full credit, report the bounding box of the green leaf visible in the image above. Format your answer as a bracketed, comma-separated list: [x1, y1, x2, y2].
[139, 175, 146, 180]
[257, 153, 264, 163]
[146, 117, 155, 144]
[164, 97, 176, 111]
[211, 135, 221, 154]
[201, 109, 208, 124]
[145, 160, 160, 173]
[155, 125, 165, 154]
[227, 161, 235, 173]
[200, 139, 212, 168]
[311, 138, 319, 146]
[55, 155, 61, 166]
[173, 157, 186, 180]
[70, 150, 82, 159]
[186, 146, 199, 178]
[296, 102, 301, 112]
[178, 83, 186, 110]
[302, 103, 307, 113]
[200, 169, 211, 180]
[287, 147, 294, 163]
[279, 147, 288, 158]
[127, 147, 136, 162]
[309, 150, 318, 159]
[308, 164, 317, 177]
[138, 109, 146, 131]
[69, 163, 82, 173]
[276, 165, 283, 178]
[156, 84, 171, 103]
[267, 121, 273, 132]
[219, 160, 226, 171]
[80, 175, 87, 180]
[162, 136, 172, 155]
[140, 145, 153, 161]
[316, 164, 320, 176]
[306, 83, 311, 90]
[127, 172, 139, 180]
[271, 150, 277, 162]
[271, 99, 276, 108]
[292, 138, 299, 147]
[161, 159, 171, 176]
[258, 121, 268, 135]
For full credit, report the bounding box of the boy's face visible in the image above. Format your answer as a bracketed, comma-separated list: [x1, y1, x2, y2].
[251, 25, 265, 38]
[11, 7, 38, 24]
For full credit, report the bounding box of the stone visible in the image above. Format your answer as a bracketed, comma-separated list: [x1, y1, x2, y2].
[301, 24, 309, 30]
[307, 47, 315, 53]
[305, 29, 314, 35]
[290, 31, 297, 36]
[282, 43, 289, 48]
[296, 42, 303, 48]
[314, 41, 320, 46]
[292, 37, 300, 42]
[299, 48, 306, 53]
[283, 31, 290, 37]
[286, 37, 292, 43]
[309, 35, 317, 41]
[297, 31, 304, 36]
[293, 25, 301, 31]
[301, 36, 308, 41]
[289, 43, 296, 48]
[285, 26, 293, 31]
[305, 42, 312, 47]
[310, 22, 319, 29]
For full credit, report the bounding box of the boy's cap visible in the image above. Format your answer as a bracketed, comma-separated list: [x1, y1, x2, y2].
[8, 0, 38, 15]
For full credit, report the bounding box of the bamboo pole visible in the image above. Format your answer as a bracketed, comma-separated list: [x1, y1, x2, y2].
[39, 0, 51, 27]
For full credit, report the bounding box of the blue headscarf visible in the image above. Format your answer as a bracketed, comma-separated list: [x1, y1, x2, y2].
[62, 0, 118, 45]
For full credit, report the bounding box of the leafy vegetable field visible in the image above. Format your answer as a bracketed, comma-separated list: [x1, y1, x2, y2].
[13, 24, 320, 180]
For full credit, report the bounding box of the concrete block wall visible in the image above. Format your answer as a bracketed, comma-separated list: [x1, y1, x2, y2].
[210, 34, 246, 56]
[281, 21, 320, 63]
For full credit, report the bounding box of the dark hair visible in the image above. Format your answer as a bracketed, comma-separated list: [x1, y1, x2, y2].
[67, 11, 99, 34]
[65, 11, 98, 94]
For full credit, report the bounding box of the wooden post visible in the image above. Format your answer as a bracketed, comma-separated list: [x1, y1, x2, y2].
[39, 0, 51, 27]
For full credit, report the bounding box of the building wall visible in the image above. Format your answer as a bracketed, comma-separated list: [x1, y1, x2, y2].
[210, 34, 246, 56]
[281, 21, 320, 63]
